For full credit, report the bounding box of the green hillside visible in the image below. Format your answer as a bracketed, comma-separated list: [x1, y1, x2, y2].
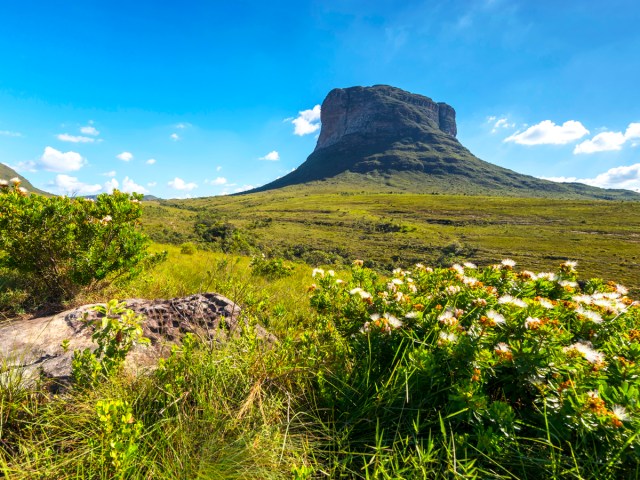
[0, 163, 50, 196]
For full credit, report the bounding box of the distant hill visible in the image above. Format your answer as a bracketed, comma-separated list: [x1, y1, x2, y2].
[250, 85, 639, 200]
[0, 163, 50, 196]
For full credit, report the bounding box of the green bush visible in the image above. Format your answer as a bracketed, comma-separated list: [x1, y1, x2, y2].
[305, 259, 640, 476]
[0, 182, 156, 309]
[249, 254, 294, 279]
[180, 242, 197, 254]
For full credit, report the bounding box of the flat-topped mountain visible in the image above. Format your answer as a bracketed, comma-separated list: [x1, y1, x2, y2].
[252, 85, 638, 199]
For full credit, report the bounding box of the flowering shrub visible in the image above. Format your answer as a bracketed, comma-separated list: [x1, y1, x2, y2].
[307, 259, 640, 473]
[0, 180, 157, 307]
[250, 255, 295, 279]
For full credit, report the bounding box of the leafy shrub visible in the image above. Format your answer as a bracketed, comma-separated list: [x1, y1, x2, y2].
[249, 255, 294, 279]
[180, 242, 197, 255]
[71, 299, 149, 388]
[0, 182, 157, 308]
[305, 259, 640, 476]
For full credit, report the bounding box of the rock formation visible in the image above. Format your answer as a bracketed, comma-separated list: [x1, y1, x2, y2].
[0, 293, 273, 388]
[249, 85, 639, 200]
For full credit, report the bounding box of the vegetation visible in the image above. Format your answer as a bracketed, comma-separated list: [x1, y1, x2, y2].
[0, 182, 160, 313]
[2, 186, 640, 478]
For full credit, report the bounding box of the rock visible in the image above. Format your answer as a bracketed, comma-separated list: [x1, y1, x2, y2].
[0, 293, 272, 388]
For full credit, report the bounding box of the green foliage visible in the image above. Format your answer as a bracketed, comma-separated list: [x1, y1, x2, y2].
[306, 259, 640, 476]
[250, 255, 294, 279]
[93, 399, 143, 477]
[180, 242, 197, 254]
[0, 183, 155, 308]
[72, 299, 149, 388]
[194, 215, 256, 254]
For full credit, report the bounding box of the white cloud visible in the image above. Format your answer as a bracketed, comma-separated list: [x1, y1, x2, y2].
[168, 177, 198, 191]
[259, 150, 280, 161]
[216, 165, 222, 171]
[57, 133, 95, 143]
[104, 178, 119, 193]
[234, 185, 255, 193]
[291, 105, 321, 136]
[541, 163, 640, 191]
[574, 122, 640, 154]
[9, 161, 37, 172]
[53, 174, 102, 195]
[116, 151, 133, 162]
[121, 176, 148, 194]
[574, 131, 626, 154]
[103, 170, 117, 177]
[489, 117, 516, 133]
[147, 181, 157, 187]
[170, 133, 180, 141]
[504, 120, 589, 145]
[175, 123, 191, 129]
[146, 158, 156, 165]
[208, 177, 227, 185]
[40, 146, 86, 172]
[80, 125, 100, 136]
[0, 130, 22, 137]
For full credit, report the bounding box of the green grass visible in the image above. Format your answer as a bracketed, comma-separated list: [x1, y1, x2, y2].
[143, 187, 640, 294]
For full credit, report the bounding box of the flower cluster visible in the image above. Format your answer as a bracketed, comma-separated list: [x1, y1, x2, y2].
[308, 258, 640, 454]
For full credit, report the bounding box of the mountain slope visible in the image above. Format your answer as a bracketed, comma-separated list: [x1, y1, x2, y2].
[251, 85, 638, 200]
[0, 163, 50, 196]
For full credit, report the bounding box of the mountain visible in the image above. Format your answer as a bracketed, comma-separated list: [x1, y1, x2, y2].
[0, 163, 50, 196]
[251, 85, 638, 200]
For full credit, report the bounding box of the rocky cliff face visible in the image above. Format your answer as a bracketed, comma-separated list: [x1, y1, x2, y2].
[315, 85, 457, 151]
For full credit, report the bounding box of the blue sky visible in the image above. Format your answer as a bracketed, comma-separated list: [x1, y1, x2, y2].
[1, 0, 639, 197]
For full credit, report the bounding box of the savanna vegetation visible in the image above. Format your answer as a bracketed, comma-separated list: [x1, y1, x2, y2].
[2, 183, 640, 479]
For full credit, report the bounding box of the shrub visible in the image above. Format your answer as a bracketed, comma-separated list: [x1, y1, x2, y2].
[305, 259, 640, 476]
[180, 242, 197, 255]
[0, 181, 156, 308]
[249, 254, 294, 279]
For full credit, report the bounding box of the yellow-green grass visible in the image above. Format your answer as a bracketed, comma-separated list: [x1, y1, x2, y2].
[143, 186, 640, 294]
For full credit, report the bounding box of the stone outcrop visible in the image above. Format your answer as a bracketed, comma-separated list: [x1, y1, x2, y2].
[0, 293, 273, 387]
[315, 85, 456, 151]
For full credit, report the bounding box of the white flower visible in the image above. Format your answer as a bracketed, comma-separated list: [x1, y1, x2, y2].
[384, 312, 403, 329]
[576, 306, 603, 324]
[487, 310, 506, 325]
[445, 285, 461, 295]
[537, 298, 554, 309]
[9, 177, 20, 185]
[370, 313, 381, 321]
[525, 316, 541, 329]
[498, 295, 527, 308]
[336, 279, 345, 285]
[18, 187, 28, 194]
[327, 270, 335, 277]
[463, 262, 477, 269]
[565, 341, 605, 364]
[405, 311, 419, 319]
[495, 342, 511, 353]
[393, 268, 403, 276]
[438, 331, 458, 344]
[572, 295, 593, 305]
[0, 179, 8, 187]
[451, 264, 465, 275]
[501, 259, 516, 268]
[611, 405, 629, 422]
[350, 287, 363, 295]
[312, 268, 325, 278]
[438, 309, 457, 326]
[391, 278, 404, 285]
[359, 290, 372, 300]
[462, 276, 479, 286]
[520, 270, 538, 280]
[616, 284, 628, 295]
[559, 280, 578, 288]
[537, 272, 557, 281]
[100, 215, 112, 224]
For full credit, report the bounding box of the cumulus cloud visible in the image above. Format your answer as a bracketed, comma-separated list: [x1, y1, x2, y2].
[170, 133, 180, 141]
[53, 174, 102, 195]
[57, 133, 95, 143]
[116, 151, 133, 162]
[146, 158, 156, 165]
[0, 130, 22, 137]
[206, 177, 227, 185]
[574, 122, 640, 154]
[488, 116, 516, 133]
[121, 176, 148, 194]
[168, 177, 198, 191]
[104, 178, 120, 193]
[291, 105, 321, 136]
[504, 120, 589, 145]
[541, 163, 640, 191]
[40, 146, 86, 172]
[80, 125, 100, 136]
[259, 150, 280, 161]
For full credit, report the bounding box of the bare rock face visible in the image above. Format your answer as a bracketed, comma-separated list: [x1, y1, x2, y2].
[0, 293, 271, 387]
[316, 85, 457, 151]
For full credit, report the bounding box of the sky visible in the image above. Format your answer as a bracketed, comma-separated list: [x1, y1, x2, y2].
[1, 0, 639, 197]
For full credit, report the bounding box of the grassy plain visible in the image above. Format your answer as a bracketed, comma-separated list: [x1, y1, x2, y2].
[143, 185, 640, 293]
